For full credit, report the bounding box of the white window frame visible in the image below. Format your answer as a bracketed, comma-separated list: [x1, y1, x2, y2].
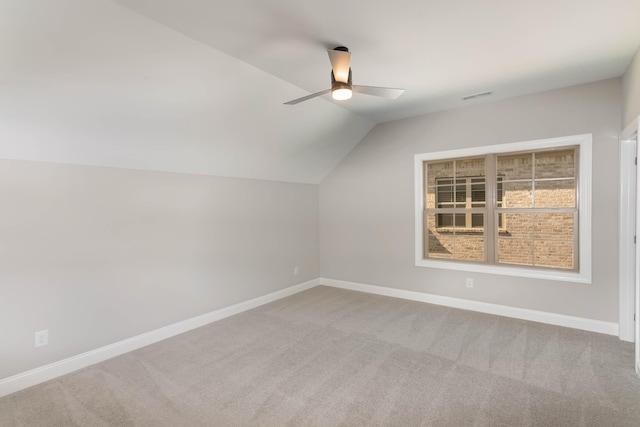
[414, 134, 592, 283]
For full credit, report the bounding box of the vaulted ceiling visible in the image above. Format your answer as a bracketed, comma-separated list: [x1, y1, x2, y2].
[1, 0, 639, 183]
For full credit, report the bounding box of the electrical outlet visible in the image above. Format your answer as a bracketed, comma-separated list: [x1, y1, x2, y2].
[293, 266, 299, 276]
[35, 330, 48, 348]
[466, 278, 474, 288]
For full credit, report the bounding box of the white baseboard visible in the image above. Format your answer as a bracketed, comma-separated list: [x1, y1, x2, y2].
[319, 278, 619, 336]
[0, 279, 319, 398]
[1, 276, 620, 398]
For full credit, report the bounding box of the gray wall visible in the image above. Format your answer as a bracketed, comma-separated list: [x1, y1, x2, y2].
[0, 160, 319, 379]
[320, 78, 621, 322]
[623, 47, 640, 127]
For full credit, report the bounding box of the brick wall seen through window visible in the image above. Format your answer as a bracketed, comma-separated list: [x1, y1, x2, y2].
[424, 148, 577, 270]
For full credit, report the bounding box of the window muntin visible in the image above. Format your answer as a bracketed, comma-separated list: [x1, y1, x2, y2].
[424, 147, 578, 271]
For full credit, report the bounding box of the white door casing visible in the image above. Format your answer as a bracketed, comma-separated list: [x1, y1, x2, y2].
[619, 134, 636, 343]
[619, 115, 639, 376]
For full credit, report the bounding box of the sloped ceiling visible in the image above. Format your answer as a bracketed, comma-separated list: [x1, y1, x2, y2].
[1, 0, 639, 184]
[114, 0, 640, 122]
[0, 0, 374, 184]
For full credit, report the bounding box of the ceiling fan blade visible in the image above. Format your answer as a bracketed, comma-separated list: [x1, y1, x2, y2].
[353, 85, 405, 99]
[283, 89, 331, 105]
[327, 49, 351, 83]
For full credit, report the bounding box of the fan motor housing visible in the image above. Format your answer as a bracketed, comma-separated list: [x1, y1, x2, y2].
[331, 68, 353, 89]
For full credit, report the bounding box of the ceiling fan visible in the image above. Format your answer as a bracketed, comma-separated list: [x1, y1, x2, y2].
[283, 46, 405, 105]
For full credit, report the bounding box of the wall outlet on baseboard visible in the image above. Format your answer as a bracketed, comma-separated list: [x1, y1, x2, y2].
[466, 278, 474, 288]
[35, 330, 48, 348]
[293, 266, 299, 276]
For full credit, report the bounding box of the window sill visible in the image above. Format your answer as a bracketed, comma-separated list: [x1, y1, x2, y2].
[415, 258, 591, 283]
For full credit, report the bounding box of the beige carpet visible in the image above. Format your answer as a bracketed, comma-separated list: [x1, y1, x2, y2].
[1, 285, 639, 426]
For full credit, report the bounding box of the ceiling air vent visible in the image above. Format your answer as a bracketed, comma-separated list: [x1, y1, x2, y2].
[462, 91, 493, 101]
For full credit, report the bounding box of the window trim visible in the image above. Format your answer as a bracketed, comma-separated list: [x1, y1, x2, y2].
[414, 134, 592, 283]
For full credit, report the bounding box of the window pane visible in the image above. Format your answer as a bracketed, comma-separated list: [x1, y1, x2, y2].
[471, 179, 485, 203]
[426, 161, 453, 209]
[534, 179, 576, 208]
[502, 213, 533, 238]
[426, 161, 454, 186]
[428, 179, 453, 209]
[428, 232, 454, 259]
[425, 212, 436, 233]
[454, 235, 485, 262]
[535, 149, 575, 180]
[436, 213, 466, 228]
[426, 213, 484, 261]
[426, 185, 436, 209]
[436, 181, 453, 204]
[503, 181, 533, 208]
[471, 213, 483, 228]
[426, 213, 453, 259]
[455, 183, 466, 205]
[433, 178, 468, 208]
[498, 239, 533, 266]
[534, 213, 574, 240]
[455, 158, 485, 179]
[437, 213, 453, 227]
[534, 241, 574, 269]
[497, 153, 532, 180]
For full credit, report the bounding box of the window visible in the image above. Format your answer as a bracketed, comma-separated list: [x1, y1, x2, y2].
[435, 177, 503, 229]
[414, 134, 591, 283]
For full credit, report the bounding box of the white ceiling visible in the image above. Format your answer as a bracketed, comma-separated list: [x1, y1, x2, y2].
[114, 0, 640, 123]
[1, 0, 639, 184]
[0, 0, 374, 184]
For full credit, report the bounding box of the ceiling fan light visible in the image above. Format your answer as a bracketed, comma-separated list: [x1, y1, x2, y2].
[332, 87, 352, 101]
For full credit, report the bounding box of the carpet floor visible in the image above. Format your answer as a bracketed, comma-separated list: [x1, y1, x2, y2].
[1, 285, 639, 426]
